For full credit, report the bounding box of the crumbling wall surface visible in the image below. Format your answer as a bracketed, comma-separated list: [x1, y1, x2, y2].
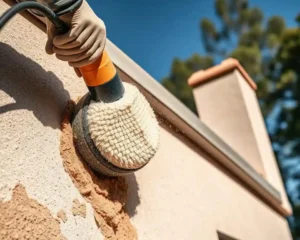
[0, 184, 66, 240]
[0, 2, 103, 239]
[60, 103, 137, 240]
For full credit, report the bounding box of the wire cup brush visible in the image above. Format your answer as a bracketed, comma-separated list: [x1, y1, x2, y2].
[0, 1, 160, 176]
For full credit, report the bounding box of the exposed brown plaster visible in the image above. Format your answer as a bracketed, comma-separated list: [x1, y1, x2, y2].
[0, 184, 66, 240]
[60, 101, 138, 240]
[57, 209, 68, 223]
[72, 199, 86, 218]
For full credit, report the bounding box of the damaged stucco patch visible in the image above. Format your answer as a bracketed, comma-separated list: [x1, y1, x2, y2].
[72, 199, 86, 218]
[57, 209, 68, 223]
[60, 101, 138, 240]
[0, 184, 66, 240]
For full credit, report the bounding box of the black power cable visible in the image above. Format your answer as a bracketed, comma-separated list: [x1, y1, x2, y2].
[0, 1, 68, 34]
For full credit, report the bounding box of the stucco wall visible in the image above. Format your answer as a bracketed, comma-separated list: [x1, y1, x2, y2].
[0, 2, 103, 240]
[0, 1, 292, 240]
[237, 70, 292, 213]
[191, 69, 291, 214]
[192, 71, 265, 177]
[128, 125, 292, 240]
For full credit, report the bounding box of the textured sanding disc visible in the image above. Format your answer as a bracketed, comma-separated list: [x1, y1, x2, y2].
[87, 83, 160, 170]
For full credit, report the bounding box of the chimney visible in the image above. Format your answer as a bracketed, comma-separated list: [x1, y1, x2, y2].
[188, 59, 266, 175]
[188, 58, 292, 212]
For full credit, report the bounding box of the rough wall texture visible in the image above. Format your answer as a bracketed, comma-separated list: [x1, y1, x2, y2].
[60, 103, 137, 240]
[0, 2, 102, 239]
[0, 1, 293, 240]
[0, 184, 66, 240]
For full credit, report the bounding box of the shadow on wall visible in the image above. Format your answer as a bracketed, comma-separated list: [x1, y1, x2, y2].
[0, 42, 141, 216]
[0, 43, 70, 129]
[125, 173, 141, 217]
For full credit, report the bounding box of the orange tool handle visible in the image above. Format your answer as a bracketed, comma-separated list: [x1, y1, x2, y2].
[79, 50, 116, 87]
[53, 19, 122, 102]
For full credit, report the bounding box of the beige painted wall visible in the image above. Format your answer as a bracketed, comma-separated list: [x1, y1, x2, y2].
[0, 1, 292, 239]
[127, 126, 292, 240]
[192, 69, 291, 214]
[237, 70, 292, 214]
[192, 71, 265, 177]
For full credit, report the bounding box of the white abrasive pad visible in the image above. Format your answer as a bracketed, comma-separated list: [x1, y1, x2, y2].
[87, 82, 160, 169]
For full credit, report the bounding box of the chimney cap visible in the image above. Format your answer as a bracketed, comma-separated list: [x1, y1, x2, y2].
[187, 58, 257, 91]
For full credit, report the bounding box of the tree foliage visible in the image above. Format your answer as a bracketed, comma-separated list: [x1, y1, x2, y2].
[162, 54, 213, 113]
[162, 0, 300, 238]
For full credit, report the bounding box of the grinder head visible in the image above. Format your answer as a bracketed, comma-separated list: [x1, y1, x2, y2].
[72, 83, 160, 176]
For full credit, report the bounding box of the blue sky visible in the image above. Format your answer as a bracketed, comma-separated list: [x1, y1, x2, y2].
[88, 0, 299, 81]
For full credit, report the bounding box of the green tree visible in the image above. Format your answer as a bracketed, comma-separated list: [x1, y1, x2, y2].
[162, 0, 286, 111]
[162, 0, 300, 238]
[267, 27, 300, 239]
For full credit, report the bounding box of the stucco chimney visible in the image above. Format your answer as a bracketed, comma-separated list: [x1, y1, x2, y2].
[187, 59, 267, 178]
[188, 58, 292, 213]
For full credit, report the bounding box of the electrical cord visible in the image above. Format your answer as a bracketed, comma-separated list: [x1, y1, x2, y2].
[0, 1, 68, 34]
[15, 0, 83, 17]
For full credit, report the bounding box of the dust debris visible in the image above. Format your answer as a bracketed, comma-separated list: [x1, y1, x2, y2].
[60, 101, 138, 240]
